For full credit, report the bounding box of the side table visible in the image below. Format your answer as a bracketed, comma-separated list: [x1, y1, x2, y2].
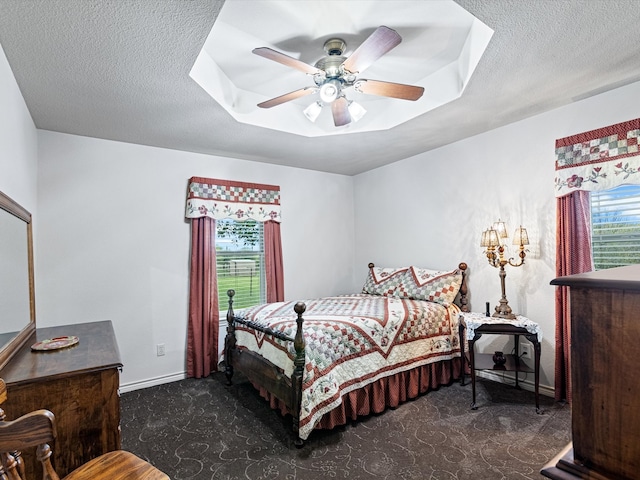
[459, 312, 542, 413]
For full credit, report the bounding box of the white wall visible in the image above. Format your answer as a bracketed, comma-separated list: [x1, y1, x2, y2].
[353, 79, 640, 393]
[36, 131, 355, 389]
[0, 43, 37, 213]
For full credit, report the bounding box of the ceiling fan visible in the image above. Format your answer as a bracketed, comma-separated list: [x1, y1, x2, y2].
[253, 26, 425, 127]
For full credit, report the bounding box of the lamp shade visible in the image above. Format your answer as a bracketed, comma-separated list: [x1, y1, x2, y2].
[492, 219, 508, 239]
[512, 226, 530, 246]
[487, 228, 500, 247]
[480, 229, 489, 247]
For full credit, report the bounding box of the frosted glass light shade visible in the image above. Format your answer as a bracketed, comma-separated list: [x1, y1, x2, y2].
[348, 101, 367, 122]
[319, 80, 341, 103]
[303, 101, 322, 122]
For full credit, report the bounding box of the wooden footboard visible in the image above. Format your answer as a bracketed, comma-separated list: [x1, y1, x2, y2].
[224, 261, 469, 445]
[224, 290, 306, 445]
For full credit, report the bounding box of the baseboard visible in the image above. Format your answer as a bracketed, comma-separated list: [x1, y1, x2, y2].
[120, 321, 228, 394]
[119, 372, 186, 393]
[476, 370, 555, 398]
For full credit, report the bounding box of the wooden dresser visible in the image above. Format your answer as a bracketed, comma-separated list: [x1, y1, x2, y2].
[0, 320, 122, 478]
[543, 265, 640, 480]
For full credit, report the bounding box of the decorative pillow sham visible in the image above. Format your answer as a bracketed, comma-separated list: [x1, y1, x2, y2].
[361, 266, 409, 297]
[407, 266, 463, 305]
[362, 265, 462, 305]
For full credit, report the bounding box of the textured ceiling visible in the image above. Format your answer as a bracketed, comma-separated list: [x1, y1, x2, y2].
[0, 0, 639, 176]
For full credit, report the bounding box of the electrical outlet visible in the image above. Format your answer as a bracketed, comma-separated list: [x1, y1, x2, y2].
[520, 342, 531, 358]
[157, 343, 165, 356]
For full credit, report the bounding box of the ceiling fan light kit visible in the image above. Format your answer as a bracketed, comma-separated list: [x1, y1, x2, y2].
[253, 26, 425, 127]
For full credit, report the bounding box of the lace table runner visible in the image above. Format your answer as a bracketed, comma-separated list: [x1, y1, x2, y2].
[460, 311, 542, 342]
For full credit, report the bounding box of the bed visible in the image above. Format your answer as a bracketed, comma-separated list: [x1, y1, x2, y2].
[223, 262, 469, 445]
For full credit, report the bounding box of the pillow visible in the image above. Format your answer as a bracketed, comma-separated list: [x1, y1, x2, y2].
[362, 265, 462, 305]
[361, 266, 410, 297]
[407, 266, 463, 305]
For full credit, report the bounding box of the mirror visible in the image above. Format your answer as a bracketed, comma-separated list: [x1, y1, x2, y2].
[0, 190, 35, 370]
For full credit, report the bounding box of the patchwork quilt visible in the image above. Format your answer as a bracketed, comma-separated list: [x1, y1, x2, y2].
[233, 293, 462, 440]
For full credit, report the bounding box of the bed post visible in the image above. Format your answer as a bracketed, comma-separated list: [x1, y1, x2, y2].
[457, 263, 469, 386]
[224, 289, 236, 386]
[457, 262, 469, 312]
[291, 301, 306, 447]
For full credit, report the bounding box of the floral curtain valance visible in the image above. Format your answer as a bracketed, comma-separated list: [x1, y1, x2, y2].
[555, 118, 640, 197]
[185, 176, 281, 222]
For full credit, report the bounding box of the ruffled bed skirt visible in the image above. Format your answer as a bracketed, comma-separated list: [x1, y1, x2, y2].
[252, 356, 463, 432]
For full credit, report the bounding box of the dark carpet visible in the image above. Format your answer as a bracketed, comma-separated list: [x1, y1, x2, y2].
[120, 373, 570, 480]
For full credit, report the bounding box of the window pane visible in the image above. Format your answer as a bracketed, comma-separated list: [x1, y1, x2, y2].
[216, 219, 265, 310]
[591, 184, 640, 270]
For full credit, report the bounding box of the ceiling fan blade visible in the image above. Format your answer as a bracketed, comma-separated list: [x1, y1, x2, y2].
[354, 79, 424, 101]
[331, 97, 351, 126]
[257, 87, 317, 108]
[341, 26, 402, 74]
[253, 47, 323, 76]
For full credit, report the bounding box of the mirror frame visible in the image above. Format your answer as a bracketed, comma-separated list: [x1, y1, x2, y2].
[0, 190, 35, 370]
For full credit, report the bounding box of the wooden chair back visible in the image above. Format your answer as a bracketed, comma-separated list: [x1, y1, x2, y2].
[0, 378, 60, 480]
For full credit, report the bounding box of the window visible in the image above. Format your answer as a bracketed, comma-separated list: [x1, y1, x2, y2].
[590, 184, 640, 270]
[215, 219, 265, 310]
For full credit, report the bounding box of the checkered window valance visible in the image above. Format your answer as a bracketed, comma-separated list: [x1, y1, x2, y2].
[555, 118, 640, 197]
[185, 176, 281, 222]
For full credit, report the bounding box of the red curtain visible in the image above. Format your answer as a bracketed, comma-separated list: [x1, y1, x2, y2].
[554, 191, 592, 402]
[186, 217, 219, 378]
[264, 220, 284, 303]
